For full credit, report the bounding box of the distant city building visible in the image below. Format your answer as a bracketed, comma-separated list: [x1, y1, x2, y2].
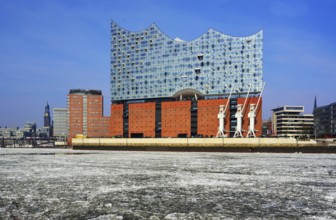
[53, 108, 68, 140]
[272, 106, 314, 138]
[44, 102, 51, 127]
[0, 104, 55, 139]
[0, 127, 20, 138]
[21, 122, 37, 138]
[110, 21, 264, 138]
[262, 118, 272, 137]
[37, 127, 52, 139]
[313, 101, 336, 138]
[40, 102, 52, 138]
[0, 122, 37, 139]
[68, 89, 110, 141]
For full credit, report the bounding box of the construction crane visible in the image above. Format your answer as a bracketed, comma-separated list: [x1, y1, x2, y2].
[246, 82, 266, 138]
[233, 85, 251, 138]
[216, 86, 234, 138]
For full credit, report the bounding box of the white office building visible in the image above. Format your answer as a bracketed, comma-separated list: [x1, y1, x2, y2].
[272, 106, 314, 138]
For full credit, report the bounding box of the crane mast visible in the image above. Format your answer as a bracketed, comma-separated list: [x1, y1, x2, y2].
[246, 82, 266, 138]
[233, 85, 251, 138]
[216, 86, 234, 138]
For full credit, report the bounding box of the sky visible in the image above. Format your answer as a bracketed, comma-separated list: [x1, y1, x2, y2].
[0, 0, 335, 128]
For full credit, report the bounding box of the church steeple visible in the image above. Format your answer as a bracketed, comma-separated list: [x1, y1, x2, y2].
[44, 102, 51, 127]
[313, 96, 317, 114]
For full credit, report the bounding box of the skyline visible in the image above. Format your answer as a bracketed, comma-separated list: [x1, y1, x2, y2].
[1, 0, 335, 128]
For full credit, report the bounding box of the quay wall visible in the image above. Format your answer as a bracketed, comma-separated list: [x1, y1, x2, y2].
[72, 138, 335, 153]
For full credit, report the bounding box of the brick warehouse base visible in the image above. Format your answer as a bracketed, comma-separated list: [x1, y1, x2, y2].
[128, 102, 156, 138]
[109, 97, 262, 139]
[162, 101, 191, 137]
[198, 99, 230, 137]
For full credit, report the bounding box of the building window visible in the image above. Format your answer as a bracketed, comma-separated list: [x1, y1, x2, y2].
[197, 54, 204, 61]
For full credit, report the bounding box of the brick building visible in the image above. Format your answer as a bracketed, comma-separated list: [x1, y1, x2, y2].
[109, 21, 264, 138]
[68, 89, 110, 142]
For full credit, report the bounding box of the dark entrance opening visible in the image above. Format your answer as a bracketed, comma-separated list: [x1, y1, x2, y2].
[178, 133, 188, 138]
[131, 133, 144, 138]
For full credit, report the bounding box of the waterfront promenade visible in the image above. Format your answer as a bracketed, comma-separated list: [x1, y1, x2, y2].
[72, 137, 336, 153]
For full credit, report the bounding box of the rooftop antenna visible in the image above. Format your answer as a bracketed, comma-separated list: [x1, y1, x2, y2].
[233, 84, 251, 138]
[216, 86, 234, 138]
[246, 82, 266, 138]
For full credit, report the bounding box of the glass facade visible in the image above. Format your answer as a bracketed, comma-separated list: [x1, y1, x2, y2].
[111, 22, 263, 101]
[313, 102, 336, 137]
[53, 108, 68, 137]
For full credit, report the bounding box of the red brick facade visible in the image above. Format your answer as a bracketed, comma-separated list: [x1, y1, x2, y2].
[87, 95, 106, 137]
[237, 97, 262, 137]
[68, 94, 84, 139]
[68, 92, 111, 144]
[110, 104, 123, 137]
[198, 99, 230, 137]
[161, 101, 191, 137]
[68, 94, 263, 141]
[128, 102, 156, 137]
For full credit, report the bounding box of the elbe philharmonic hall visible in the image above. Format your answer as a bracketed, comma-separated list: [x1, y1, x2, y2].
[68, 21, 264, 141]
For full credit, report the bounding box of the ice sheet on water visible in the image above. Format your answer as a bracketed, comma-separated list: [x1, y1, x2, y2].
[0, 148, 336, 219]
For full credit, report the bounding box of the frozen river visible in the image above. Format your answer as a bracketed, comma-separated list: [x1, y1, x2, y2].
[0, 148, 335, 219]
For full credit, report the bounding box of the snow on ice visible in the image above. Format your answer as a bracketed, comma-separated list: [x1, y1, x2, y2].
[0, 148, 335, 219]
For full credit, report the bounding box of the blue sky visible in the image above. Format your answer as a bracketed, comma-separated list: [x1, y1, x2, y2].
[0, 0, 335, 128]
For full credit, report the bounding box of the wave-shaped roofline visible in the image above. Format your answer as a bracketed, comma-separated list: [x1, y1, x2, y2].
[111, 20, 263, 43]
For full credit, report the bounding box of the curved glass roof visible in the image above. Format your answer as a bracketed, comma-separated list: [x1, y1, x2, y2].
[110, 21, 263, 101]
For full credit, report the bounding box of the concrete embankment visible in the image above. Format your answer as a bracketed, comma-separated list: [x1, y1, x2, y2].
[72, 138, 336, 153]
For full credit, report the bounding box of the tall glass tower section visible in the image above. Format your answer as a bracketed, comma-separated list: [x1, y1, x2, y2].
[110, 21, 263, 102]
